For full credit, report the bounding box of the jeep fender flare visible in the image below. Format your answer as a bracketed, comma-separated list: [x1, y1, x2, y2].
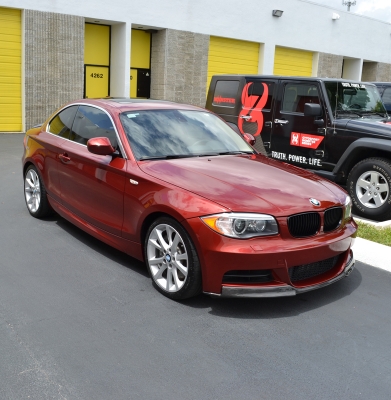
[333, 138, 391, 177]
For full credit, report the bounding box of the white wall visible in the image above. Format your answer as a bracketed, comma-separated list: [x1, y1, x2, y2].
[342, 58, 363, 80]
[3, 0, 391, 65]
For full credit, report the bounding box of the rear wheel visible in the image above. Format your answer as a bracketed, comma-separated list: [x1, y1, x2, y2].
[347, 158, 391, 221]
[145, 217, 202, 300]
[24, 165, 52, 218]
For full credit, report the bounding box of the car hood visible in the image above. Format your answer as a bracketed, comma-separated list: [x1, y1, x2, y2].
[138, 155, 346, 216]
[338, 117, 391, 137]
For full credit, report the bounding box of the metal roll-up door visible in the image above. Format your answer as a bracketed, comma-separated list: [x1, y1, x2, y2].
[273, 47, 313, 77]
[207, 37, 259, 88]
[84, 23, 110, 98]
[0, 7, 22, 132]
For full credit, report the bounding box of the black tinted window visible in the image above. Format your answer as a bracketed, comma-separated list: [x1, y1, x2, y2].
[282, 83, 320, 113]
[212, 80, 239, 107]
[248, 81, 275, 110]
[382, 88, 391, 105]
[70, 106, 117, 148]
[48, 106, 77, 138]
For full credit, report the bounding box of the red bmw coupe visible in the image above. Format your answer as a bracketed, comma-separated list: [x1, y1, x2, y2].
[22, 99, 357, 299]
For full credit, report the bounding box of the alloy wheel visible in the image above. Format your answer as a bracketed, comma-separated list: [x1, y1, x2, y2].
[146, 223, 189, 293]
[355, 170, 389, 209]
[24, 168, 41, 213]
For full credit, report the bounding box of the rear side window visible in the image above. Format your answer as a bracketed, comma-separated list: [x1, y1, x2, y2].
[282, 83, 320, 113]
[212, 80, 239, 107]
[247, 81, 275, 110]
[48, 106, 78, 138]
[70, 105, 117, 148]
[382, 88, 391, 110]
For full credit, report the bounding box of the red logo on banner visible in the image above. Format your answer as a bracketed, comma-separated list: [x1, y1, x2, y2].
[290, 132, 324, 149]
[238, 82, 268, 137]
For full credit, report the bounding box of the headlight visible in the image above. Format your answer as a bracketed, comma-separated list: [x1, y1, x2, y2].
[201, 213, 279, 239]
[344, 196, 352, 221]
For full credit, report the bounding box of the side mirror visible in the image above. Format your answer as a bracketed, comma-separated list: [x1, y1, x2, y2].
[242, 132, 256, 146]
[87, 137, 115, 155]
[304, 103, 322, 117]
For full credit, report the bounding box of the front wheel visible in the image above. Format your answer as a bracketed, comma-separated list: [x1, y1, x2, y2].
[347, 158, 391, 221]
[145, 217, 202, 300]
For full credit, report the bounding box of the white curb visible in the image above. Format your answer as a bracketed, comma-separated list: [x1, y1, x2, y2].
[353, 237, 391, 273]
[353, 215, 391, 229]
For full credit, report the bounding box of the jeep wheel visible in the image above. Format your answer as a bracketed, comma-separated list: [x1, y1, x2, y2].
[347, 158, 391, 221]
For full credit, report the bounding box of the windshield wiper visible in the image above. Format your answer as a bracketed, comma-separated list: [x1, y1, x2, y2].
[335, 110, 362, 118]
[217, 150, 254, 155]
[139, 154, 197, 161]
[359, 111, 388, 118]
[139, 150, 254, 161]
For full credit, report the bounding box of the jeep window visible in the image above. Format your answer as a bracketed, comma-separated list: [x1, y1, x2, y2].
[325, 82, 387, 118]
[382, 87, 391, 112]
[212, 80, 239, 107]
[248, 81, 275, 110]
[282, 83, 320, 113]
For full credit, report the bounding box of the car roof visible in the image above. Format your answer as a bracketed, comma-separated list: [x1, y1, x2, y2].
[73, 98, 204, 113]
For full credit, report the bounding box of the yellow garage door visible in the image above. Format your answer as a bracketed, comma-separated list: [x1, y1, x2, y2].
[84, 23, 110, 98]
[273, 47, 313, 77]
[207, 37, 259, 89]
[0, 7, 22, 132]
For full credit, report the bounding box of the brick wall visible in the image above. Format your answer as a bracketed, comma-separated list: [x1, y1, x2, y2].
[150, 29, 209, 107]
[362, 62, 391, 81]
[25, 10, 84, 130]
[317, 53, 344, 78]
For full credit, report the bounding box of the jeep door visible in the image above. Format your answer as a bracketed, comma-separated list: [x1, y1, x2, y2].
[270, 80, 326, 170]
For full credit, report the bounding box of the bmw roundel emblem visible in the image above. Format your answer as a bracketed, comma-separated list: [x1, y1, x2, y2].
[310, 198, 321, 206]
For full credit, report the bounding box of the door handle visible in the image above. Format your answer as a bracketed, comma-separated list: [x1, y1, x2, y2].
[274, 119, 289, 125]
[59, 153, 71, 163]
[240, 115, 252, 121]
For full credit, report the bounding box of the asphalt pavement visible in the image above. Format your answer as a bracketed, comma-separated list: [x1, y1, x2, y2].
[1, 133, 391, 400]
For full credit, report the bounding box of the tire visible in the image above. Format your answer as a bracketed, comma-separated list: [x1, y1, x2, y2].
[347, 157, 391, 221]
[144, 217, 202, 300]
[24, 164, 52, 218]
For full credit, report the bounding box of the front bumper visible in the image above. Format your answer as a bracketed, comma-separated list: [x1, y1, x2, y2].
[205, 251, 355, 298]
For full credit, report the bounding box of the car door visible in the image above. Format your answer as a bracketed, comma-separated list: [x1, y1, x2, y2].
[270, 80, 326, 169]
[57, 105, 126, 236]
[237, 79, 276, 154]
[41, 105, 78, 203]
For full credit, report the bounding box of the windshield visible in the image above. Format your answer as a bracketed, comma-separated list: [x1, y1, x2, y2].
[325, 81, 387, 118]
[120, 109, 254, 160]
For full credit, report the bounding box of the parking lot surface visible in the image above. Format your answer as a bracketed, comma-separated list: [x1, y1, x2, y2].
[1, 134, 391, 399]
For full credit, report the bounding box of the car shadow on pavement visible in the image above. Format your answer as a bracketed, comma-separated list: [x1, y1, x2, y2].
[53, 215, 149, 278]
[182, 269, 362, 319]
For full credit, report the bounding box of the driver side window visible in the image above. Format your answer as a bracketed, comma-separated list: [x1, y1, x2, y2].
[282, 83, 320, 113]
[70, 105, 118, 149]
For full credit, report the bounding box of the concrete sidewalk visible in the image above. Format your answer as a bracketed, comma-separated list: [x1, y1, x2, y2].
[354, 237, 391, 273]
[352, 215, 391, 273]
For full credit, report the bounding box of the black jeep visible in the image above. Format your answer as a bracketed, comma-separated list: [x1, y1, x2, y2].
[206, 75, 391, 221]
